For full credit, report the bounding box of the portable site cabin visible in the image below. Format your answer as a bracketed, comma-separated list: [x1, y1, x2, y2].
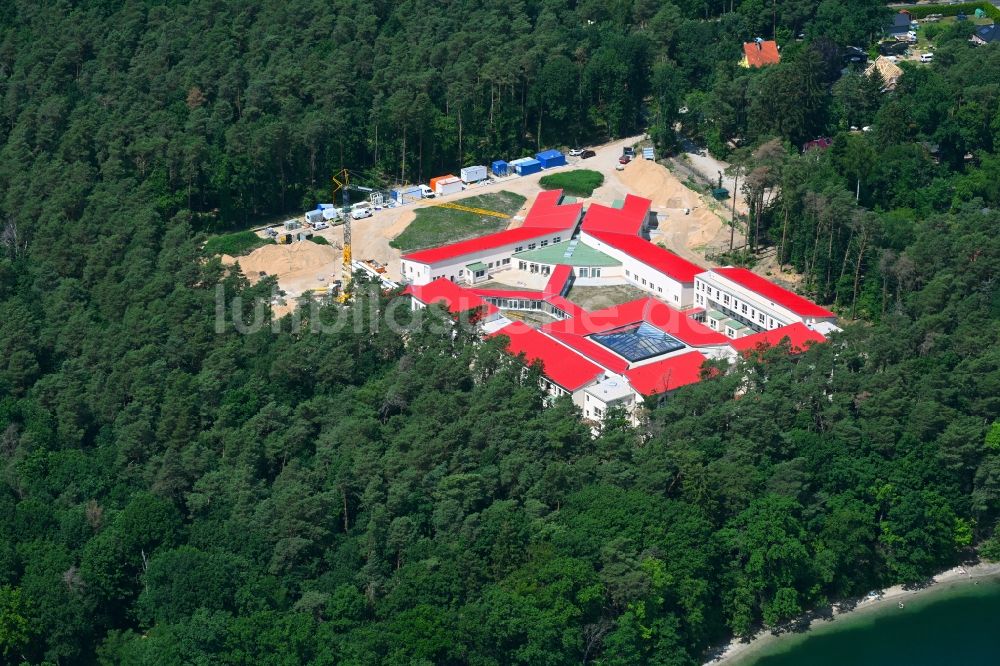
[430, 175, 458, 192]
[322, 207, 342, 221]
[491, 160, 509, 177]
[460, 165, 488, 183]
[510, 157, 542, 176]
[535, 149, 566, 169]
[283, 219, 301, 231]
[391, 186, 423, 205]
[434, 176, 463, 196]
[305, 209, 324, 226]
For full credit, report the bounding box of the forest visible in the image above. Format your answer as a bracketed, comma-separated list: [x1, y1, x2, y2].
[0, 1, 998, 664]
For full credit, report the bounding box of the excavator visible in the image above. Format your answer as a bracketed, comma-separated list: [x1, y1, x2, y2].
[330, 168, 373, 303]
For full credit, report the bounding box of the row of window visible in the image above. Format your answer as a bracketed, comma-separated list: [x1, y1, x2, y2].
[695, 283, 778, 330]
[514, 236, 561, 254]
[577, 267, 601, 278]
[624, 269, 669, 299]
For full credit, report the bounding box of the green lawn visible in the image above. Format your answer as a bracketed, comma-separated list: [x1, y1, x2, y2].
[390, 191, 526, 252]
[203, 230, 274, 256]
[539, 169, 605, 197]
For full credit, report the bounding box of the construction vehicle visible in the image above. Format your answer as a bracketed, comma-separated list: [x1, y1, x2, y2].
[331, 168, 374, 302]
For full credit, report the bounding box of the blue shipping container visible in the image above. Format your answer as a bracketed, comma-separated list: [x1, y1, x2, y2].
[512, 158, 542, 176]
[491, 160, 509, 176]
[535, 149, 566, 169]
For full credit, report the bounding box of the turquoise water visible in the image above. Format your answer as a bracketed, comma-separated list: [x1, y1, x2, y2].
[742, 577, 1000, 666]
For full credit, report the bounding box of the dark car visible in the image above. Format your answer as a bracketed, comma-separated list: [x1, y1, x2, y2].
[580, 149, 596, 159]
[618, 155, 631, 165]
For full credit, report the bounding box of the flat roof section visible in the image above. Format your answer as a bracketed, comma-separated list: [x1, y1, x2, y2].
[710, 267, 835, 318]
[514, 240, 621, 267]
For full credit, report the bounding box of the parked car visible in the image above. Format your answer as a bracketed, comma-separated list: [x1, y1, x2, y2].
[623, 146, 636, 158]
[569, 148, 584, 156]
[580, 149, 596, 159]
[312, 221, 329, 231]
[920, 53, 934, 63]
[618, 155, 631, 165]
[350, 208, 373, 220]
[418, 184, 435, 198]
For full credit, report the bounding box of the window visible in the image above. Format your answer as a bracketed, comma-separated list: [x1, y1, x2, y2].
[488, 262, 494, 268]
[723, 294, 730, 304]
[768, 318, 774, 327]
[592, 268, 601, 277]
[540, 240, 548, 247]
[673, 294, 678, 302]
[528, 243, 536, 250]
[459, 269, 464, 276]
[642, 278, 647, 286]
[658, 286, 663, 293]
[553, 236, 561, 243]
[741, 304, 748, 314]
[593, 407, 603, 418]
[625, 270, 630, 277]
[579, 267, 589, 277]
[519, 261, 527, 270]
[515, 246, 524, 253]
[758, 313, 765, 323]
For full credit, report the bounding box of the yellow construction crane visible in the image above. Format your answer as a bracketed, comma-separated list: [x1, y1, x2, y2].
[331, 169, 374, 302]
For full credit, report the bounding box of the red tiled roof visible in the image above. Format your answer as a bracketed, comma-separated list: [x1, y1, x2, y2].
[404, 278, 498, 316]
[490, 321, 604, 391]
[543, 264, 573, 297]
[580, 195, 651, 236]
[729, 322, 826, 355]
[625, 351, 708, 396]
[402, 191, 580, 265]
[542, 327, 630, 374]
[587, 232, 703, 283]
[743, 40, 781, 67]
[712, 268, 835, 317]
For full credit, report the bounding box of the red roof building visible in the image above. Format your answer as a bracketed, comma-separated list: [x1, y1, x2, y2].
[711, 267, 834, 318]
[624, 350, 709, 396]
[586, 231, 703, 284]
[729, 322, 826, 355]
[543, 264, 574, 297]
[742, 40, 781, 68]
[404, 278, 499, 317]
[489, 321, 604, 392]
[580, 195, 651, 236]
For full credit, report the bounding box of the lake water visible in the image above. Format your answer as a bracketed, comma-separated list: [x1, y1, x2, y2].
[739, 577, 1000, 666]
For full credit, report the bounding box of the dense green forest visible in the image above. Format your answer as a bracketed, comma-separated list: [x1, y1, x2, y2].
[0, 1, 998, 664]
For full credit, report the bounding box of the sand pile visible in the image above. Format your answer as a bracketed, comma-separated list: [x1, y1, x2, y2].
[618, 158, 700, 210]
[233, 242, 340, 295]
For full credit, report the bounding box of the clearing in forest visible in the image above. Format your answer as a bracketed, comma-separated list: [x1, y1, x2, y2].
[389, 191, 526, 252]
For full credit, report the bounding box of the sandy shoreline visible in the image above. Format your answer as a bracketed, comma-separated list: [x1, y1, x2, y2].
[703, 561, 1000, 665]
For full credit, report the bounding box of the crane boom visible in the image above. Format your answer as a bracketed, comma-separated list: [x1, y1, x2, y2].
[331, 169, 353, 298]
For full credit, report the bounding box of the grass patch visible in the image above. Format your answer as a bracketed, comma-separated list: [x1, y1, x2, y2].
[539, 169, 604, 197]
[566, 284, 649, 311]
[204, 231, 274, 256]
[390, 191, 526, 252]
[310, 236, 330, 245]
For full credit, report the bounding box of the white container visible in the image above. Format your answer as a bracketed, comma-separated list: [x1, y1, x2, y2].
[460, 165, 487, 183]
[435, 176, 463, 196]
[305, 209, 324, 225]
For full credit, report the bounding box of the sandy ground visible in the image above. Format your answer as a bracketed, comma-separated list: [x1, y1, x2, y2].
[705, 561, 1000, 666]
[222, 242, 340, 298]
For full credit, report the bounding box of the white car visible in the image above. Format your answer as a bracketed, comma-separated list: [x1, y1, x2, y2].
[569, 148, 583, 156]
[920, 53, 934, 63]
[350, 208, 373, 220]
[312, 221, 329, 231]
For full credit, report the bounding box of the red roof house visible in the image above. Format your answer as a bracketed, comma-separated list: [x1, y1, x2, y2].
[742, 40, 781, 68]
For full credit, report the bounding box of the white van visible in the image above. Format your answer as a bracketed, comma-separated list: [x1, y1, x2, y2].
[419, 184, 435, 199]
[920, 53, 934, 63]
